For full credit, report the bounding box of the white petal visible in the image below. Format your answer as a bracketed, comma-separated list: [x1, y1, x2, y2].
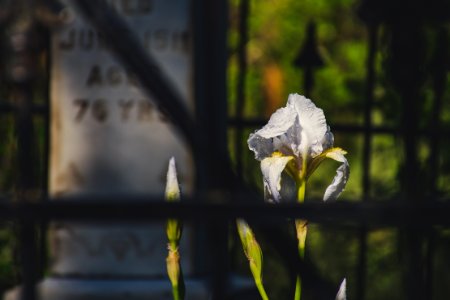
[260, 156, 293, 203]
[325, 148, 347, 163]
[287, 94, 329, 156]
[248, 134, 275, 160]
[335, 278, 347, 300]
[279, 172, 297, 202]
[255, 106, 297, 139]
[165, 157, 180, 201]
[248, 106, 297, 160]
[321, 127, 334, 152]
[323, 154, 349, 201]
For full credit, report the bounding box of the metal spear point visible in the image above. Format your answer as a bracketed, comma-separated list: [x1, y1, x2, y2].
[293, 21, 324, 98]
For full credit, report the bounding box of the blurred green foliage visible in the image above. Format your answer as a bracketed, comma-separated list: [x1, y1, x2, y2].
[228, 0, 450, 299]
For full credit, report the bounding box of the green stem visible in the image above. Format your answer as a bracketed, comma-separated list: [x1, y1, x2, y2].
[294, 177, 307, 300]
[297, 178, 306, 204]
[172, 285, 181, 300]
[255, 280, 270, 300]
[298, 233, 306, 258]
[294, 236, 306, 300]
[294, 276, 302, 300]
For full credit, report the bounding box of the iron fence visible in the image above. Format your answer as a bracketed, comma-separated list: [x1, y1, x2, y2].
[0, 0, 449, 300]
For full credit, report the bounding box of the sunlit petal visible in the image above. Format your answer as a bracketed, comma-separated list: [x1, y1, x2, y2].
[254, 106, 297, 139]
[248, 106, 297, 160]
[307, 147, 347, 178]
[287, 94, 329, 157]
[323, 153, 350, 201]
[261, 155, 294, 203]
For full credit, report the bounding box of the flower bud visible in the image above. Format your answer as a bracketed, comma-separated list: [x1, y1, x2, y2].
[237, 219, 264, 284]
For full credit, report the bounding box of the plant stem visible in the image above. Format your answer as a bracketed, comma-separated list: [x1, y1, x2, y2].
[256, 280, 270, 300]
[295, 276, 302, 300]
[294, 223, 306, 300]
[297, 178, 306, 204]
[172, 285, 181, 300]
[294, 178, 307, 300]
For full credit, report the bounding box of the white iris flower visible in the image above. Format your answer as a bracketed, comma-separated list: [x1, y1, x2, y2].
[248, 93, 349, 203]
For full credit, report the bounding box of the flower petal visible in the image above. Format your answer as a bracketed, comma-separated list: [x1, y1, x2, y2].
[260, 155, 294, 203]
[321, 127, 334, 151]
[323, 151, 350, 201]
[335, 278, 347, 300]
[248, 106, 297, 160]
[254, 106, 298, 139]
[287, 94, 330, 156]
[307, 147, 347, 179]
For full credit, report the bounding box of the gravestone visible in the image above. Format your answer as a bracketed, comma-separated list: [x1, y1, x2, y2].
[6, 0, 208, 299]
[48, 0, 195, 278]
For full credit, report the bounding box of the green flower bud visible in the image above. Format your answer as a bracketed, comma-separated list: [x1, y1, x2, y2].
[167, 248, 181, 286]
[165, 157, 181, 202]
[295, 219, 308, 258]
[237, 220, 269, 300]
[164, 157, 185, 300]
[237, 220, 263, 283]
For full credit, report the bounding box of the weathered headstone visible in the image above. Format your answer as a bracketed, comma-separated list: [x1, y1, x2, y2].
[51, 0, 194, 197]
[48, 0, 195, 278]
[6, 0, 208, 299]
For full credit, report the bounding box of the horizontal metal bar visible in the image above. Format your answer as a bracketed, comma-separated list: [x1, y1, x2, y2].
[0, 102, 48, 114]
[229, 117, 450, 136]
[0, 105, 446, 137]
[0, 197, 449, 227]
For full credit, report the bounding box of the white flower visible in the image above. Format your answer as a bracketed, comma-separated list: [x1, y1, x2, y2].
[248, 94, 349, 202]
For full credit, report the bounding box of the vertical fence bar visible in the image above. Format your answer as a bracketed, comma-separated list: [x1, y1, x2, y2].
[424, 27, 449, 300]
[424, 230, 435, 300]
[293, 21, 324, 98]
[194, 0, 229, 191]
[389, 19, 425, 300]
[356, 23, 378, 300]
[13, 85, 35, 193]
[13, 45, 37, 300]
[4, 1, 39, 299]
[18, 219, 37, 300]
[362, 24, 378, 203]
[193, 0, 229, 297]
[234, 0, 249, 181]
[38, 25, 51, 281]
[15, 85, 38, 298]
[429, 27, 448, 202]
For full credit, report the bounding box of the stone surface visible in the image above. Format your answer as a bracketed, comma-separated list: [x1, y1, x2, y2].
[4, 278, 209, 300]
[48, 0, 195, 277]
[4, 276, 258, 300]
[48, 223, 193, 276]
[50, 0, 194, 197]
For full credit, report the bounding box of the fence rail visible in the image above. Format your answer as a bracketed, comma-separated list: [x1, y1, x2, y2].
[1, 198, 450, 226]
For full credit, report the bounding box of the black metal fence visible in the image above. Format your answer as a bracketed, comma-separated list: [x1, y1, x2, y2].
[0, 0, 449, 300]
